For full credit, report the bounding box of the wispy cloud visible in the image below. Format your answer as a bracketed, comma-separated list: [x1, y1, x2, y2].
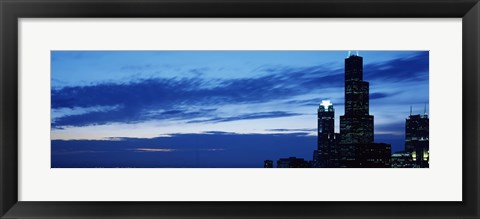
[132, 148, 177, 152]
[364, 52, 429, 82]
[121, 64, 158, 71]
[266, 128, 317, 132]
[51, 51, 428, 129]
[187, 111, 302, 124]
[370, 92, 398, 100]
[204, 148, 225, 151]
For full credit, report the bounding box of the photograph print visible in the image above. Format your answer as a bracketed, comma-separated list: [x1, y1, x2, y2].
[51, 51, 429, 168]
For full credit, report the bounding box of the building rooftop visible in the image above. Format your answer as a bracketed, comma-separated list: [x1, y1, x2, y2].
[319, 100, 333, 111]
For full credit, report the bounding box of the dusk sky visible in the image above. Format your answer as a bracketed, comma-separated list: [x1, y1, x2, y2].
[51, 51, 429, 168]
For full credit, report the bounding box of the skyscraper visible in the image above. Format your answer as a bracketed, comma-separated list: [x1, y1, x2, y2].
[339, 54, 374, 167]
[318, 100, 335, 138]
[316, 100, 340, 167]
[405, 112, 429, 167]
[265, 52, 426, 168]
[340, 54, 374, 144]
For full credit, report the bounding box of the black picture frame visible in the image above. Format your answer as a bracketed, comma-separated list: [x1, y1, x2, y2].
[1, 0, 479, 218]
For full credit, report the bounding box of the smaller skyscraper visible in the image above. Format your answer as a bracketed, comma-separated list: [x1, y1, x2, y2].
[316, 100, 340, 167]
[405, 109, 429, 168]
[264, 160, 273, 168]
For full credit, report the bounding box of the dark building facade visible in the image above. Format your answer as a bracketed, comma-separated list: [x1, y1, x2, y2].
[312, 150, 320, 168]
[356, 143, 391, 168]
[340, 54, 374, 145]
[316, 101, 340, 167]
[391, 151, 415, 168]
[339, 54, 374, 167]
[264, 53, 428, 168]
[277, 157, 311, 168]
[405, 113, 429, 168]
[264, 160, 273, 168]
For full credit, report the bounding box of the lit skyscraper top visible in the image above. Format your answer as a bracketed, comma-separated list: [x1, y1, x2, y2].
[318, 100, 335, 135]
[319, 100, 333, 111]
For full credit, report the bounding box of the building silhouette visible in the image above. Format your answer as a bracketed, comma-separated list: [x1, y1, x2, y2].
[277, 157, 311, 168]
[315, 100, 340, 167]
[264, 52, 427, 168]
[340, 54, 374, 144]
[335, 54, 393, 168]
[391, 151, 415, 168]
[338, 54, 376, 167]
[356, 143, 391, 168]
[404, 110, 429, 167]
[391, 110, 429, 168]
[264, 160, 273, 168]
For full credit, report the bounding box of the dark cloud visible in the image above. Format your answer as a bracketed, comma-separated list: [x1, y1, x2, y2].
[51, 52, 428, 128]
[52, 78, 68, 85]
[285, 98, 324, 106]
[364, 52, 429, 82]
[51, 72, 335, 128]
[285, 98, 346, 107]
[375, 122, 405, 134]
[187, 111, 302, 124]
[52, 107, 216, 129]
[370, 92, 391, 100]
[52, 66, 347, 110]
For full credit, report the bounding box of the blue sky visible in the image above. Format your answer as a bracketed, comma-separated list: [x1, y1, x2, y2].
[51, 51, 428, 168]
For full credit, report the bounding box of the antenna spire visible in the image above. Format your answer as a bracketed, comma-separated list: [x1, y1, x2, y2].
[410, 105, 412, 116]
[356, 51, 359, 56]
[424, 103, 427, 115]
[348, 51, 351, 57]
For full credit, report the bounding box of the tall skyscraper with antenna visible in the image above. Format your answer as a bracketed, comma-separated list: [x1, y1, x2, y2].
[277, 52, 400, 168]
[340, 54, 374, 144]
[338, 53, 375, 166]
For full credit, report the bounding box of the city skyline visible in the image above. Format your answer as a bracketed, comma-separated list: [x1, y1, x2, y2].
[51, 51, 429, 168]
[306, 54, 427, 168]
